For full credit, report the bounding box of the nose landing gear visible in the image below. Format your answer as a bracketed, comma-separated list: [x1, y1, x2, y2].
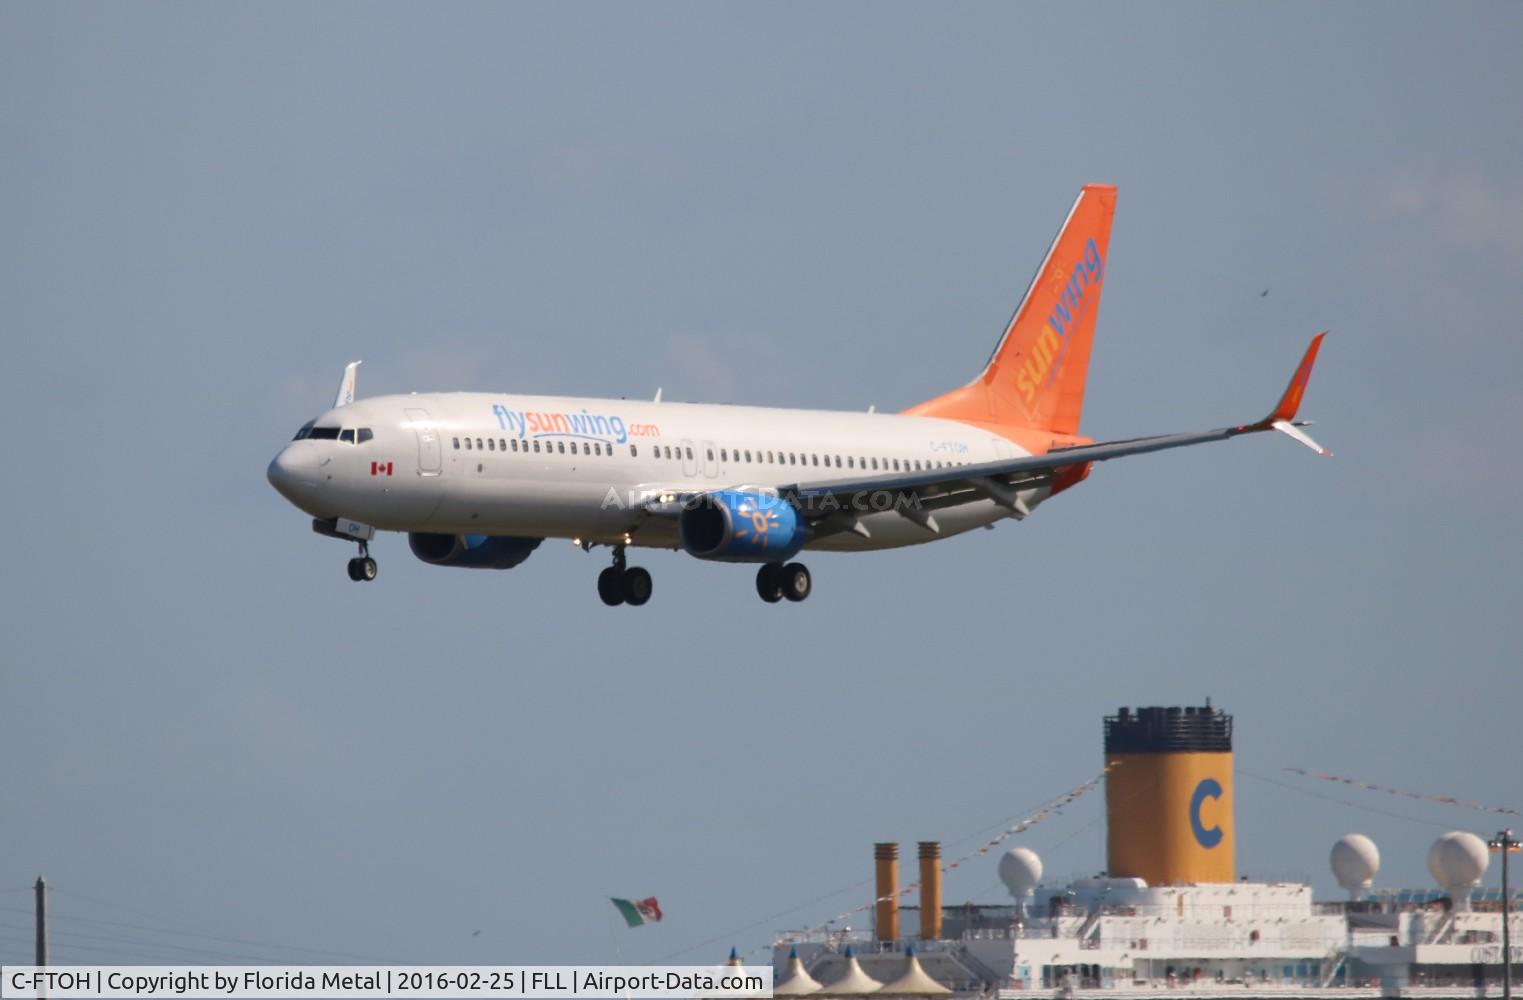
[597, 545, 653, 607]
[346, 541, 378, 582]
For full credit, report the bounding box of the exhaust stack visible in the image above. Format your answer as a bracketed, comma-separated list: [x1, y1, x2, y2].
[918, 842, 942, 940]
[874, 842, 899, 943]
[1105, 704, 1235, 885]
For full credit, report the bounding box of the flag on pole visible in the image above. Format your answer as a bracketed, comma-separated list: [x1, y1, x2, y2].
[611, 897, 663, 927]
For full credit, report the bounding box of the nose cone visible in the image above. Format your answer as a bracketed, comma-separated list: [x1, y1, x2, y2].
[267, 444, 320, 509]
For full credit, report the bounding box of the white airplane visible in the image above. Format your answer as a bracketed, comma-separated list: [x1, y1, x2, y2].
[267, 185, 1329, 606]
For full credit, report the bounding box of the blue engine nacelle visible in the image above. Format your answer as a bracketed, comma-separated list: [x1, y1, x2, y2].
[678, 490, 807, 563]
[408, 532, 543, 569]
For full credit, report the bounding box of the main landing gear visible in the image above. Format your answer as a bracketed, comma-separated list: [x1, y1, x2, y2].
[756, 561, 811, 604]
[346, 541, 378, 582]
[597, 545, 652, 607]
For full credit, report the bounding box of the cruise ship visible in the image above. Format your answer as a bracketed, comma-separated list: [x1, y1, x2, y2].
[769, 705, 1519, 998]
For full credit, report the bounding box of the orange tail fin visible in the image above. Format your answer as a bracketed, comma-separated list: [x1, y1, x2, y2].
[906, 184, 1117, 436]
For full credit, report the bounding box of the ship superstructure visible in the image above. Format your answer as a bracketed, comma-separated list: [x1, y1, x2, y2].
[771, 705, 1520, 997]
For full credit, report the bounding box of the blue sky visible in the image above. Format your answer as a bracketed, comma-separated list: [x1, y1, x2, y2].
[2, 1, 1519, 967]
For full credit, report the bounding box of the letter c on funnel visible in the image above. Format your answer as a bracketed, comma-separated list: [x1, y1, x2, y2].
[1190, 777, 1224, 848]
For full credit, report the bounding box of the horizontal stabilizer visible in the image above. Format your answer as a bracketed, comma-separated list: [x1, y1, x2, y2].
[334, 360, 362, 408]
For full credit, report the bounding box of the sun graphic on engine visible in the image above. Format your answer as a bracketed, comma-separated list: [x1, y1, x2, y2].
[735, 507, 777, 547]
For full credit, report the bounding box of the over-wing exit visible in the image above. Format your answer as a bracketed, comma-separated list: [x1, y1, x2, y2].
[266, 185, 1330, 606]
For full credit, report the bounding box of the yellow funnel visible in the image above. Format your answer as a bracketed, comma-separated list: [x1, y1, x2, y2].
[1105, 705, 1234, 885]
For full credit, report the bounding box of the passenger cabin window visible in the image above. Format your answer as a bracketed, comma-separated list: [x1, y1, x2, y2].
[453, 437, 461, 449]
[488, 438, 496, 451]
[533, 441, 541, 453]
[465, 438, 473, 450]
[630, 445, 638, 457]
[476, 438, 484, 450]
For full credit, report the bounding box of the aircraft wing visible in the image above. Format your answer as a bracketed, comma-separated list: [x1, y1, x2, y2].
[787, 334, 1327, 517]
[642, 335, 1328, 529]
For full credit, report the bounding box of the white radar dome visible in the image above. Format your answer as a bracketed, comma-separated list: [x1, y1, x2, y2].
[1330, 834, 1380, 894]
[998, 848, 1043, 899]
[1427, 831, 1489, 908]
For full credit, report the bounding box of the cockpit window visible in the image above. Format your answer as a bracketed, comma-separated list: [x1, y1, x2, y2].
[306, 426, 341, 440]
[357, 428, 373, 444]
[292, 421, 315, 441]
[339, 429, 355, 444]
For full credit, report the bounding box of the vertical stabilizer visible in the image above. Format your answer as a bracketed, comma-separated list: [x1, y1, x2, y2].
[906, 185, 1116, 436]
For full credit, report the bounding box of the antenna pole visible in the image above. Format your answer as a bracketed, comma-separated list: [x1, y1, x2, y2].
[1505, 830, 1513, 1000]
[34, 876, 47, 967]
[1491, 829, 1516, 1000]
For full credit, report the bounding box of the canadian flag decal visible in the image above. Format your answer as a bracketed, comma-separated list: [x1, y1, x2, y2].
[370, 461, 393, 477]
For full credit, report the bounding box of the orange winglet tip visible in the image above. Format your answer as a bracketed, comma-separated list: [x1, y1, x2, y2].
[1268, 332, 1326, 424]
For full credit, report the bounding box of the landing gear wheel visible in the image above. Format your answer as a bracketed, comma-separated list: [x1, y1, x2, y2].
[621, 566, 653, 607]
[755, 563, 784, 603]
[781, 562, 811, 602]
[346, 541, 377, 583]
[597, 566, 625, 606]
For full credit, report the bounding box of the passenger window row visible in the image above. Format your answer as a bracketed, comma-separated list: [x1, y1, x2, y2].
[450, 434, 968, 474]
[453, 437, 616, 457]
[675, 446, 965, 474]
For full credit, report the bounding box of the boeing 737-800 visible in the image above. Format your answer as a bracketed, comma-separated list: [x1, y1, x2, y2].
[267, 185, 1329, 605]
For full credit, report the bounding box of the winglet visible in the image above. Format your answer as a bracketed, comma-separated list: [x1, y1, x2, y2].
[1266, 333, 1324, 424]
[334, 361, 362, 408]
[1271, 419, 1331, 457]
[1258, 334, 1329, 455]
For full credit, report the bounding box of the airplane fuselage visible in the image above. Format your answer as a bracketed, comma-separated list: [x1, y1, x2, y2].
[268, 392, 1051, 553]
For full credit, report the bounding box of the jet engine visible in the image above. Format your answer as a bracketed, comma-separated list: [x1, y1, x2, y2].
[408, 533, 543, 569]
[678, 490, 807, 562]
